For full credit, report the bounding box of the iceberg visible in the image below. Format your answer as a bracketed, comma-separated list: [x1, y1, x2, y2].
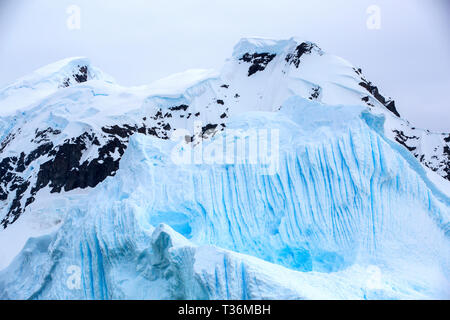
[0, 38, 449, 300]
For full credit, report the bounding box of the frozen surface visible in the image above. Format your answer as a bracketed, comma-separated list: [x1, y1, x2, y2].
[0, 38, 449, 300]
[1, 99, 449, 299]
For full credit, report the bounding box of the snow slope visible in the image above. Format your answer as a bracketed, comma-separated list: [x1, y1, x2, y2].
[0, 37, 449, 299]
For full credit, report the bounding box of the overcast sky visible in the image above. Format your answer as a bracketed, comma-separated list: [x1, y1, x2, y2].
[0, 0, 449, 131]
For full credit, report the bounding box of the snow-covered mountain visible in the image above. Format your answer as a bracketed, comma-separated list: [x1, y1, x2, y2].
[0, 38, 449, 299]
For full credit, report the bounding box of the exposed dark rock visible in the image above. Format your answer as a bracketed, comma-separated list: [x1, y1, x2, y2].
[362, 96, 375, 107]
[444, 135, 450, 143]
[154, 110, 163, 119]
[393, 130, 419, 152]
[353, 67, 363, 75]
[74, 66, 88, 83]
[6, 180, 30, 226]
[359, 79, 400, 117]
[0, 132, 17, 153]
[148, 127, 158, 136]
[285, 42, 320, 68]
[309, 86, 321, 100]
[201, 124, 218, 138]
[102, 125, 136, 139]
[1, 125, 138, 228]
[169, 105, 189, 112]
[25, 143, 54, 167]
[391, 129, 450, 181]
[240, 52, 277, 76]
[61, 78, 71, 88]
[60, 65, 89, 88]
[137, 126, 147, 134]
[32, 127, 61, 144]
[442, 145, 450, 180]
[0, 158, 15, 201]
[32, 132, 99, 193]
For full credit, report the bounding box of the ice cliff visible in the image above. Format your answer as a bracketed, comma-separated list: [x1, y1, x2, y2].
[0, 38, 449, 299]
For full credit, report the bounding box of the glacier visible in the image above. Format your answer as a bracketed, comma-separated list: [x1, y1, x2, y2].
[0, 38, 449, 300]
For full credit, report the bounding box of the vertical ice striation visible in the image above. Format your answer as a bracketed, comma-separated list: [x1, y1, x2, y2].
[1, 97, 448, 299]
[1, 38, 449, 300]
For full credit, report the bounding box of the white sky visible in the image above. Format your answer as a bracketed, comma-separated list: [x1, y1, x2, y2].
[0, 0, 449, 131]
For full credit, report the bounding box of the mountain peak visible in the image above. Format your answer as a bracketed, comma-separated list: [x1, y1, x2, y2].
[0, 57, 112, 117]
[232, 37, 321, 58]
[3, 56, 109, 89]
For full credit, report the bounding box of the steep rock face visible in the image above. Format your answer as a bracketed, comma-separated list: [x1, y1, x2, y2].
[239, 52, 277, 76]
[359, 76, 400, 117]
[285, 41, 324, 68]
[388, 125, 450, 181]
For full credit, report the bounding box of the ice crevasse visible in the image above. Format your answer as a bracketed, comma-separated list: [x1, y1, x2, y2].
[0, 97, 449, 300]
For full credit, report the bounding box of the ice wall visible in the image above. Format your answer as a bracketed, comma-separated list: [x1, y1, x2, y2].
[0, 98, 449, 299]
